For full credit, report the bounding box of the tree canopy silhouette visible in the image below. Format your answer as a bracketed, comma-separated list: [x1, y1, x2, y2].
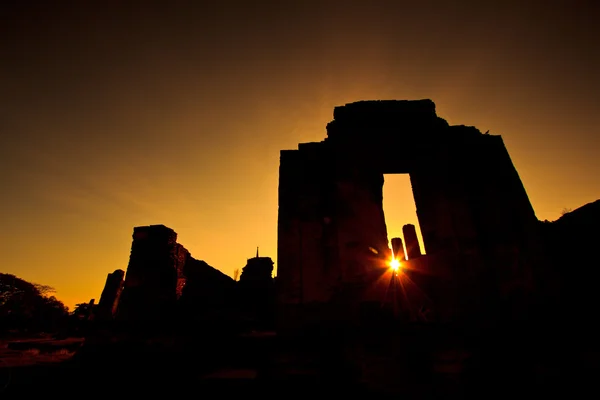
[0, 273, 69, 333]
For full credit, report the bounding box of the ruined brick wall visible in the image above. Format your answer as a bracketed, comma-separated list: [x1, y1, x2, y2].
[96, 269, 124, 320]
[406, 127, 481, 258]
[408, 130, 543, 318]
[178, 258, 236, 318]
[114, 224, 245, 324]
[172, 243, 190, 300]
[117, 225, 187, 321]
[460, 133, 542, 298]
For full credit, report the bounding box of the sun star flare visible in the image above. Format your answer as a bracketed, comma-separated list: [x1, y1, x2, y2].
[390, 258, 401, 272]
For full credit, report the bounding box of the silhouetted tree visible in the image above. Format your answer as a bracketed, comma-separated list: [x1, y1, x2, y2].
[71, 302, 95, 321]
[0, 273, 69, 334]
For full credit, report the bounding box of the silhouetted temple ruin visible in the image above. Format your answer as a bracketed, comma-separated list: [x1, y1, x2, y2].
[239, 249, 274, 284]
[238, 250, 276, 327]
[277, 99, 544, 328]
[113, 225, 235, 322]
[72, 98, 600, 396]
[116, 225, 187, 321]
[96, 269, 124, 320]
[90, 100, 552, 332]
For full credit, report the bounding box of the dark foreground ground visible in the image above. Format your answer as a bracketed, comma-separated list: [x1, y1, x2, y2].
[2, 322, 600, 398]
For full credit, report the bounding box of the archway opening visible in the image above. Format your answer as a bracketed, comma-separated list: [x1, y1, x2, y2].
[382, 174, 425, 258]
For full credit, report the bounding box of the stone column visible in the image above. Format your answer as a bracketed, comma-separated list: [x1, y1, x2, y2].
[117, 225, 182, 322]
[391, 237, 406, 261]
[403, 224, 422, 260]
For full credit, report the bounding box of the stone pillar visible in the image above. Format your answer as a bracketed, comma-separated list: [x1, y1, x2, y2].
[97, 269, 125, 320]
[277, 144, 339, 307]
[403, 224, 422, 260]
[116, 225, 188, 322]
[391, 237, 405, 261]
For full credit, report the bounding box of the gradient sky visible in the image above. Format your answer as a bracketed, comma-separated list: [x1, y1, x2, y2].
[1, 1, 598, 309]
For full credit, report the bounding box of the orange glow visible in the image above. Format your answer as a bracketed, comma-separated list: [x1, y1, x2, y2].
[390, 258, 401, 272]
[1, 3, 597, 310]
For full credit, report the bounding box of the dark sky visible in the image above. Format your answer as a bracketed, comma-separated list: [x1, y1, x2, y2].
[1, 1, 598, 308]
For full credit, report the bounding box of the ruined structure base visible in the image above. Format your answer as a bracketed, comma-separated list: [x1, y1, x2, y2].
[15, 317, 590, 399]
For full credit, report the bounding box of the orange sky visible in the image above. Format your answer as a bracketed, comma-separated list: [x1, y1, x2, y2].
[1, 2, 598, 310]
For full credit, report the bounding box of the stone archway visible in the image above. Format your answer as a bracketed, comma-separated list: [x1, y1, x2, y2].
[277, 100, 543, 327]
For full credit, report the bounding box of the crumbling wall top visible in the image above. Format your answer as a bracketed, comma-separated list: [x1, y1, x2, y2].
[132, 224, 177, 242]
[110, 269, 125, 279]
[184, 258, 235, 283]
[326, 99, 449, 142]
[332, 99, 438, 121]
[133, 224, 175, 233]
